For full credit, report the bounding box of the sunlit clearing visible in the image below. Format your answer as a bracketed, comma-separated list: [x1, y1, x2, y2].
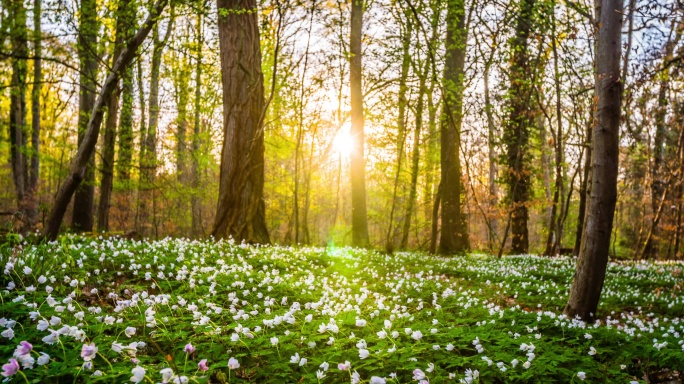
[333, 122, 354, 157]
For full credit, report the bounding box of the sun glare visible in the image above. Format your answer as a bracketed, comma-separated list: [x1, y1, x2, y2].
[333, 122, 355, 157]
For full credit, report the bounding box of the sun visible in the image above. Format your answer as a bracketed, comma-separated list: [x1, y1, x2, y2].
[333, 122, 355, 157]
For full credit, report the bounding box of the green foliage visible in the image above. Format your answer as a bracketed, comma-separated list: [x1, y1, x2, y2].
[0, 237, 682, 382]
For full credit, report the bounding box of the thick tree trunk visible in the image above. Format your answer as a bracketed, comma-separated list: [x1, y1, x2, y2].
[44, 0, 169, 241]
[71, 0, 98, 233]
[565, 0, 623, 321]
[504, 0, 536, 254]
[439, 0, 469, 255]
[349, 0, 371, 247]
[212, 0, 270, 243]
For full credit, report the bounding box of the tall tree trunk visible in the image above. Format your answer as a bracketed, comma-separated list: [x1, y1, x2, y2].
[565, 0, 623, 321]
[439, 0, 469, 255]
[9, 0, 28, 218]
[191, 13, 203, 238]
[484, 61, 498, 251]
[72, 0, 98, 232]
[28, 0, 41, 224]
[98, 0, 135, 232]
[400, 55, 429, 250]
[139, 13, 173, 236]
[349, 0, 371, 247]
[386, 12, 412, 251]
[574, 115, 592, 256]
[544, 5, 565, 256]
[174, 49, 190, 184]
[44, 0, 170, 241]
[504, 0, 537, 254]
[118, 66, 135, 182]
[212, 0, 270, 243]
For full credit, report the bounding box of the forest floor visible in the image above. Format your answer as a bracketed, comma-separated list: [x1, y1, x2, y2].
[0, 235, 683, 383]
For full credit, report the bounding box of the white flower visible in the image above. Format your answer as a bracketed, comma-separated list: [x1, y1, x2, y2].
[588, 347, 596, 356]
[130, 366, 145, 383]
[358, 349, 369, 359]
[37, 353, 50, 365]
[290, 353, 301, 364]
[523, 361, 531, 369]
[316, 370, 326, 379]
[446, 343, 454, 351]
[577, 371, 586, 381]
[299, 357, 307, 366]
[23, 266, 32, 275]
[1, 328, 14, 339]
[351, 371, 361, 384]
[584, 333, 592, 339]
[411, 330, 423, 340]
[125, 327, 136, 338]
[511, 359, 519, 368]
[377, 330, 387, 339]
[160, 368, 174, 383]
[426, 363, 434, 373]
[42, 331, 59, 345]
[227, 357, 240, 370]
[369, 377, 386, 384]
[355, 319, 366, 327]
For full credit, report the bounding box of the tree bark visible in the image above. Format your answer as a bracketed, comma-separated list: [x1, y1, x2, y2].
[28, 0, 41, 224]
[44, 0, 170, 241]
[504, 0, 537, 254]
[191, 13, 203, 238]
[439, 0, 469, 255]
[565, 0, 623, 321]
[71, 0, 98, 233]
[9, 0, 28, 218]
[349, 0, 371, 247]
[212, 0, 270, 243]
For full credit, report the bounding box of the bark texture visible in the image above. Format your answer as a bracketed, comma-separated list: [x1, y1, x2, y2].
[212, 0, 270, 243]
[565, 0, 623, 321]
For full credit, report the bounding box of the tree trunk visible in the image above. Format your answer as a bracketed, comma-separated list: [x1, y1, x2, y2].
[565, 0, 623, 321]
[71, 0, 98, 233]
[349, 0, 371, 248]
[98, 0, 135, 232]
[212, 0, 270, 243]
[544, 5, 565, 256]
[400, 55, 429, 250]
[9, 0, 28, 219]
[504, 0, 537, 254]
[139, 14, 173, 236]
[44, 0, 169, 241]
[484, 62, 498, 251]
[439, 0, 469, 255]
[386, 12, 412, 252]
[574, 116, 592, 256]
[27, 0, 41, 224]
[191, 13, 203, 238]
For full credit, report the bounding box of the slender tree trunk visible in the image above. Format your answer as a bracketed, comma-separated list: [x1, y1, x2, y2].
[386, 13, 412, 251]
[349, 0, 371, 247]
[484, 62, 498, 251]
[212, 0, 270, 243]
[44, 0, 170, 241]
[544, 5, 565, 256]
[439, 0, 469, 255]
[191, 13, 203, 238]
[118, 66, 135, 182]
[400, 55, 429, 250]
[565, 0, 623, 321]
[574, 115, 592, 256]
[28, 0, 41, 224]
[71, 0, 98, 232]
[9, 0, 28, 218]
[139, 14, 173, 236]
